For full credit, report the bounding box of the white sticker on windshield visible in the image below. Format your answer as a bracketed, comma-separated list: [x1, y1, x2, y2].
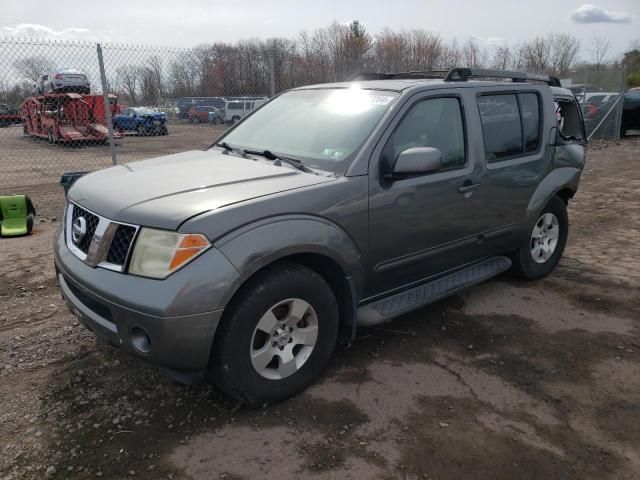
[367, 94, 395, 106]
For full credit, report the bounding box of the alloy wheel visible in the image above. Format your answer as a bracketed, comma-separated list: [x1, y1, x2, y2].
[249, 298, 319, 380]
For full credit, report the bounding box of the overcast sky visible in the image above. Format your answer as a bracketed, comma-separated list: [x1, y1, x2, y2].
[2, 0, 638, 59]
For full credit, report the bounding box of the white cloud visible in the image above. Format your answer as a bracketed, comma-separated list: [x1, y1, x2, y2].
[2, 23, 100, 41]
[485, 37, 509, 48]
[570, 4, 631, 24]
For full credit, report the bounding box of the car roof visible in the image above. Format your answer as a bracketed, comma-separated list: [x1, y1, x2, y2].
[295, 79, 573, 95]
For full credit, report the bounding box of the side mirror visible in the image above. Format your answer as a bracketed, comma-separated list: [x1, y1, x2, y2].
[389, 147, 442, 179]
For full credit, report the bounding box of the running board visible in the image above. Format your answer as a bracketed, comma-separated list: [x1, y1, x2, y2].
[356, 256, 512, 326]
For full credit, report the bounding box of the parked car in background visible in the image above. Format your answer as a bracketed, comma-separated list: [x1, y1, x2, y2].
[581, 92, 619, 118]
[188, 106, 221, 124]
[56, 68, 585, 406]
[113, 107, 168, 136]
[621, 90, 640, 137]
[224, 97, 267, 123]
[37, 69, 90, 95]
[177, 97, 226, 119]
[208, 108, 224, 124]
[0, 104, 22, 127]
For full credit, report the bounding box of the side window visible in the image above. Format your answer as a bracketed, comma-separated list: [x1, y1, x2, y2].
[478, 93, 541, 161]
[477, 94, 522, 161]
[519, 93, 540, 153]
[387, 97, 466, 170]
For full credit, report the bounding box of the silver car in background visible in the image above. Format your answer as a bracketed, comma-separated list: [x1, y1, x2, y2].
[37, 68, 90, 94]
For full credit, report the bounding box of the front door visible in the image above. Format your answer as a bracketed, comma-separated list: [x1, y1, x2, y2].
[367, 90, 484, 297]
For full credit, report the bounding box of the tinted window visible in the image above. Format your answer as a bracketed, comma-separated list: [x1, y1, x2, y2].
[388, 97, 465, 169]
[519, 93, 540, 153]
[227, 102, 243, 109]
[477, 94, 522, 161]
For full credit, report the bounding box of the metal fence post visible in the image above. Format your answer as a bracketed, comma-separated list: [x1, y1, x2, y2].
[614, 65, 627, 139]
[269, 55, 276, 97]
[97, 43, 117, 165]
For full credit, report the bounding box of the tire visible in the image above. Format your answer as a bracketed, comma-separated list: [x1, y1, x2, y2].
[210, 263, 339, 406]
[23, 124, 28, 136]
[47, 129, 53, 144]
[512, 196, 568, 280]
[137, 124, 146, 136]
[231, 115, 240, 124]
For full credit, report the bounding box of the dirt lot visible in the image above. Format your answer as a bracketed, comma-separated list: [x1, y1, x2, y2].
[1, 136, 639, 480]
[0, 122, 227, 191]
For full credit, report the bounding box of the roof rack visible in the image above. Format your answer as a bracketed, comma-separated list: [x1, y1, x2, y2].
[347, 71, 448, 81]
[348, 67, 561, 87]
[444, 68, 561, 87]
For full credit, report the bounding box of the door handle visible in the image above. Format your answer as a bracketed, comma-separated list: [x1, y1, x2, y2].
[458, 182, 480, 193]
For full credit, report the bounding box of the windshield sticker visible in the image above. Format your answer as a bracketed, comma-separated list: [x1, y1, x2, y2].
[367, 94, 395, 106]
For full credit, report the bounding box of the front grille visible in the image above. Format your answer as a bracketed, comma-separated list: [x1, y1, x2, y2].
[71, 204, 99, 253]
[106, 225, 137, 266]
[66, 201, 139, 272]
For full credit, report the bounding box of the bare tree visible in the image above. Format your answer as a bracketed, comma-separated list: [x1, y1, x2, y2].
[520, 36, 552, 72]
[491, 45, 514, 70]
[13, 56, 55, 83]
[590, 34, 610, 70]
[461, 37, 487, 68]
[548, 34, 580, 76]
[116, 65, 139, 105]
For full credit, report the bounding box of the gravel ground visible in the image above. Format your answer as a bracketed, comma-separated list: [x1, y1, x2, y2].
[0, 137, 639, 480]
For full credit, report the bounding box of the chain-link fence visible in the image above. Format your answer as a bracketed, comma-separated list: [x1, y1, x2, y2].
[0, 36, 634, 195]
[0, 38, 275, 193]
[559, 66, 628, 141]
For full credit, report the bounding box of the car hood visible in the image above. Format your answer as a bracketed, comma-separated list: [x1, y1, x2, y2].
[69, 149, 335, 230]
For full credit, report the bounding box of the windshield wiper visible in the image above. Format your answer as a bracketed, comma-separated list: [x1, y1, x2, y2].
[243, 149, 316, 174]
[216, 141, 251, 158]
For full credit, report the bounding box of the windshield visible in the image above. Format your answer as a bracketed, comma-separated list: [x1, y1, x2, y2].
[218, 87, 399, 171]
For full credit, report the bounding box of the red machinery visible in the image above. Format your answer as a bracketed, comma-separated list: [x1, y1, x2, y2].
[20, 93, 122, 144]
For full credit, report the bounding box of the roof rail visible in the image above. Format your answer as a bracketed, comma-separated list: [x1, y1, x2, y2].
[444, 68, 561, 87]
[348, 67, 561, 87]
[347, 71, 448, 81]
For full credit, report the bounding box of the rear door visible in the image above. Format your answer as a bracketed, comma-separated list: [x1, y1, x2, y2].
[471, 88, 550, 255]
[367, 89, 485, 296]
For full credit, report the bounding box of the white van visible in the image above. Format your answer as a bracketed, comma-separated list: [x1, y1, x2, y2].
[224, 97, 267, 124]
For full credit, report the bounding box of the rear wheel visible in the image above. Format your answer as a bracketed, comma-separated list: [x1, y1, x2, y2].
[210, 263, 339, 406]
[512, 196, 568, 280]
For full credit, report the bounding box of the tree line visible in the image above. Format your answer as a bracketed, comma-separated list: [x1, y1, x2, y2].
[3, 21, 639, 108]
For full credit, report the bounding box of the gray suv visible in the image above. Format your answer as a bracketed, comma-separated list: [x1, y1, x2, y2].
[55, 68, 586, 406]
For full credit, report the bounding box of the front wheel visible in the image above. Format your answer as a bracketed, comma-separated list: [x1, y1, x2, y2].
[210, 263, 339, 406]
[512, 196, 568, 280]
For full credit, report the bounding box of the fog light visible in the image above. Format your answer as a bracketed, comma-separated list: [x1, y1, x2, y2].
[130, 326, 151, 354]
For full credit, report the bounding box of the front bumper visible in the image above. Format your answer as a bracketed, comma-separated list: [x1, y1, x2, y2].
[54, 226, 239, 372]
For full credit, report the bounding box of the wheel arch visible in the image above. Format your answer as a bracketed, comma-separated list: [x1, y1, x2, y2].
[520, 167, 580, 239]
[213, 215, 363, 343]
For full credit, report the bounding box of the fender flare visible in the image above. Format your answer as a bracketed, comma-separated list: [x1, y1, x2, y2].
[520, 166, 581, 239]
[213, 214, 364, 308]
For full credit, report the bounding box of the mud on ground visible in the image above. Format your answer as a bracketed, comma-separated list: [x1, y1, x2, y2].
[1, 137, 639, 480]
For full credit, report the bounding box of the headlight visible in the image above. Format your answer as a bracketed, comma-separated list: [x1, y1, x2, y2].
[129, 228, 210, 279]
